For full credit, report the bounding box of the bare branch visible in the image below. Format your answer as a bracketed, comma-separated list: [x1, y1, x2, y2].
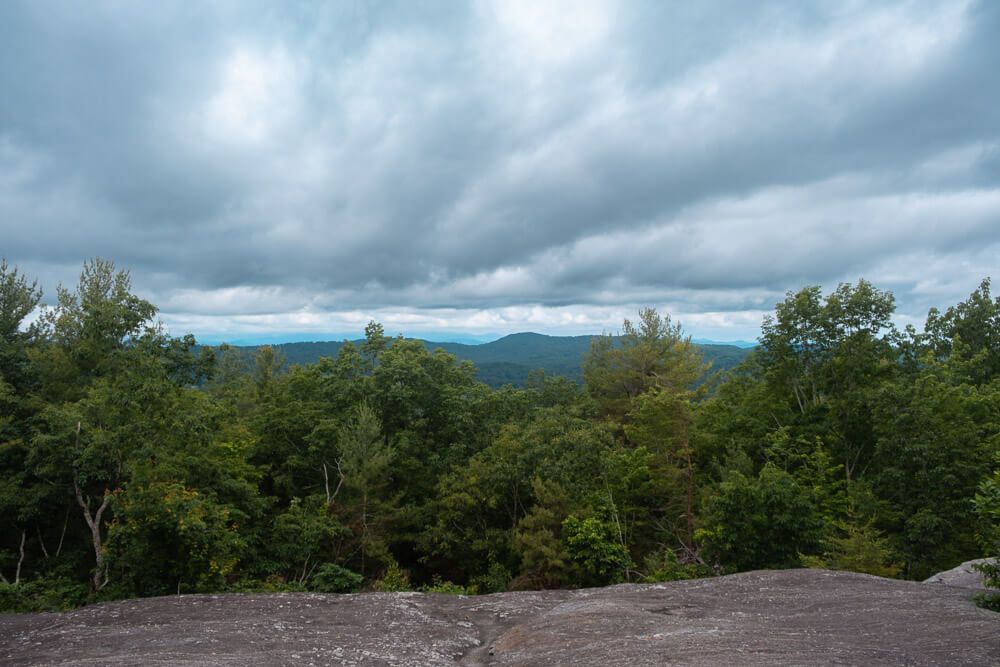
[56, 505, 69, 558]
[36, 525, 50, 560]
[74, 423, 112, 591]
[14, 530, 26, 585]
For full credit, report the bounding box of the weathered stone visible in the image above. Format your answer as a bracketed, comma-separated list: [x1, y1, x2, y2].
[1, 569, 996, 666]
[923, 558, 993, 590]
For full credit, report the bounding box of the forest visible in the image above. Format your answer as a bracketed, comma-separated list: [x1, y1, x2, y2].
[217, 332, 751, 388]
[1, 258, 998, 611]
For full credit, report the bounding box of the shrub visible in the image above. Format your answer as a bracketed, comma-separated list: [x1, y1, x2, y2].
[0, 578, 88, 613]
[310, 563, 363, 594]
[642, 549, 713, 583]
[372, 560, 410, 592]
[420, 576, 469, 595]
[469, 560, 511, 594]
[562, 515, 631, 585]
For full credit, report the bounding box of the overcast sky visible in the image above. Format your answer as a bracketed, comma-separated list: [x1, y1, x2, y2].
[2, 1, 998, 344]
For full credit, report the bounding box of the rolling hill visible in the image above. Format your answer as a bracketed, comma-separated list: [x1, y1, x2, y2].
[218, 332, 753, 387]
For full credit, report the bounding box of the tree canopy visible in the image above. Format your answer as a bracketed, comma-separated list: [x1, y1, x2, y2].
[0, 259, 997, 610]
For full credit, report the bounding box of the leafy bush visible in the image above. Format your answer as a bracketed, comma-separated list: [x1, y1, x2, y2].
[469, 560, 512, 594]
[563, 515, 632, 585]
[419, 576, 470, 595]
[971, 559, 1000, 611]
[310, 563, 363, 593]
[227, 576, 307, 593]
[642, 549, 713, 583]
[697, 464, 822, 571]
[372, 560, 410, 592]
[0, 578, 88, 613]
[800, 518, 901, 578]
[972, 461, 1000, 611]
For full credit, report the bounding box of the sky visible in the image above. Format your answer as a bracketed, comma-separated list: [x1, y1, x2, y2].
[1, 1, 998, 344]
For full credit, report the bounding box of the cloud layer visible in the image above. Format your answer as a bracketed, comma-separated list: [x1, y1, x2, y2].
[2, 1, 998, 341]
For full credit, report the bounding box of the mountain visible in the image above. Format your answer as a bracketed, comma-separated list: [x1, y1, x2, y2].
[218, 332, 753, 388]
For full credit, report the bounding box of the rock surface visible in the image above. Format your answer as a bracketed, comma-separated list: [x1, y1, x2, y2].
[1, 569, 997, 666]
[923, 557, 993, 590]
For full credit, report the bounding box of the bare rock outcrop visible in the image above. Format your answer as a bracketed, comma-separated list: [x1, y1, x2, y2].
[1, 569, 997, 666]
[923, 557, 994, 590]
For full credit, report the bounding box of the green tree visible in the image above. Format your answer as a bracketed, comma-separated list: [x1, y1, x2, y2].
[584, 308, 706, 420]
[34, 259, 157, 401]
[426, 410, 614, 585]
[924, 278, 999, 384]
[698, 464, 822, 571]
[107, 480, 244, 596]
[563, 512, 633, 585]
[802, 516, 901, 577]
[0, 259, 42, 344]
[626, 389, 698, 549]
[268, 496, 345, 586]
[362, 321, 388, 372]
[0, 260, 42, 588]
[871, 362, 997, 578]
[758, 280, 898, 482]
[334, 402, 395, 576]
[973, 458, 1000, 609]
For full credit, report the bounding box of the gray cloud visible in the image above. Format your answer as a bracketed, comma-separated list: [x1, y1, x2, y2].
[1, 0, 998, 341]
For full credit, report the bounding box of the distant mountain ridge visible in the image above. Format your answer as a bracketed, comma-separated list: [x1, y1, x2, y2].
[219, 332, 754, 388]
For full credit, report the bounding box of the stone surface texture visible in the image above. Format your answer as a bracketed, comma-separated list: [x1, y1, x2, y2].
[1, 569, 997, 666]
[922, 557, 992, 590]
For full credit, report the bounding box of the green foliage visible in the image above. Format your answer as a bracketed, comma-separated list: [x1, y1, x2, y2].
[642, 549, 713, 583]
[697, 464, 822, 571]
[801, 517, 901, 578]
[1, 259, 997, 610]
[563, 514, 632, 585]
[310, 563, 363, 593]
[427, 410, 614, 587]
[584, 307, 707, 420]
[870, 365, 996, 578]
[419, 576, 470, 595]
[107, 480, 244, 596]
[924, 278, 1000, 384]
[513, 479, 576, 589]
[373, 560, 410, 592]
[268, 496, 345, 585]
[973, 458, 1000, 556]
[228, 334, 750, 389]
[0, 578, 88, 612]
[227, 577, 308, 593]
[469, 560, 512, 594]
[973, 590, 1000, 612]
[973, 460, 1000, 610]
[333, 402, 396, 576]
[0, 258, 42, 343]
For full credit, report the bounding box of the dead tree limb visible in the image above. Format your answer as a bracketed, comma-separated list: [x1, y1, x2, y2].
[14, 530, 25, 585]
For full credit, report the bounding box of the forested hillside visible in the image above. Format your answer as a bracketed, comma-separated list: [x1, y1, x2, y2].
[1, 259, 998, 611]
[218, 332, 751, 387]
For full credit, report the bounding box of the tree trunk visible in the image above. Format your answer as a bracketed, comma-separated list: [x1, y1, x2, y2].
[605, 487, 630, 583]
[55, 506, 69, 558]
[323, 460, 345, 511]
[36, 525, 50, 560]
[677, 403, 696, 551]
[73, 421, 111, 591]
[14, 530, 25, 585]
[74, 478, 112, 591]
[684, 441, 695, 550]
[360, 489, 368, 576]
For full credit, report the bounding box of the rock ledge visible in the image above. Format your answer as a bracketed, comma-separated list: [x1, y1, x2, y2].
[1, 569, 997, 666]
